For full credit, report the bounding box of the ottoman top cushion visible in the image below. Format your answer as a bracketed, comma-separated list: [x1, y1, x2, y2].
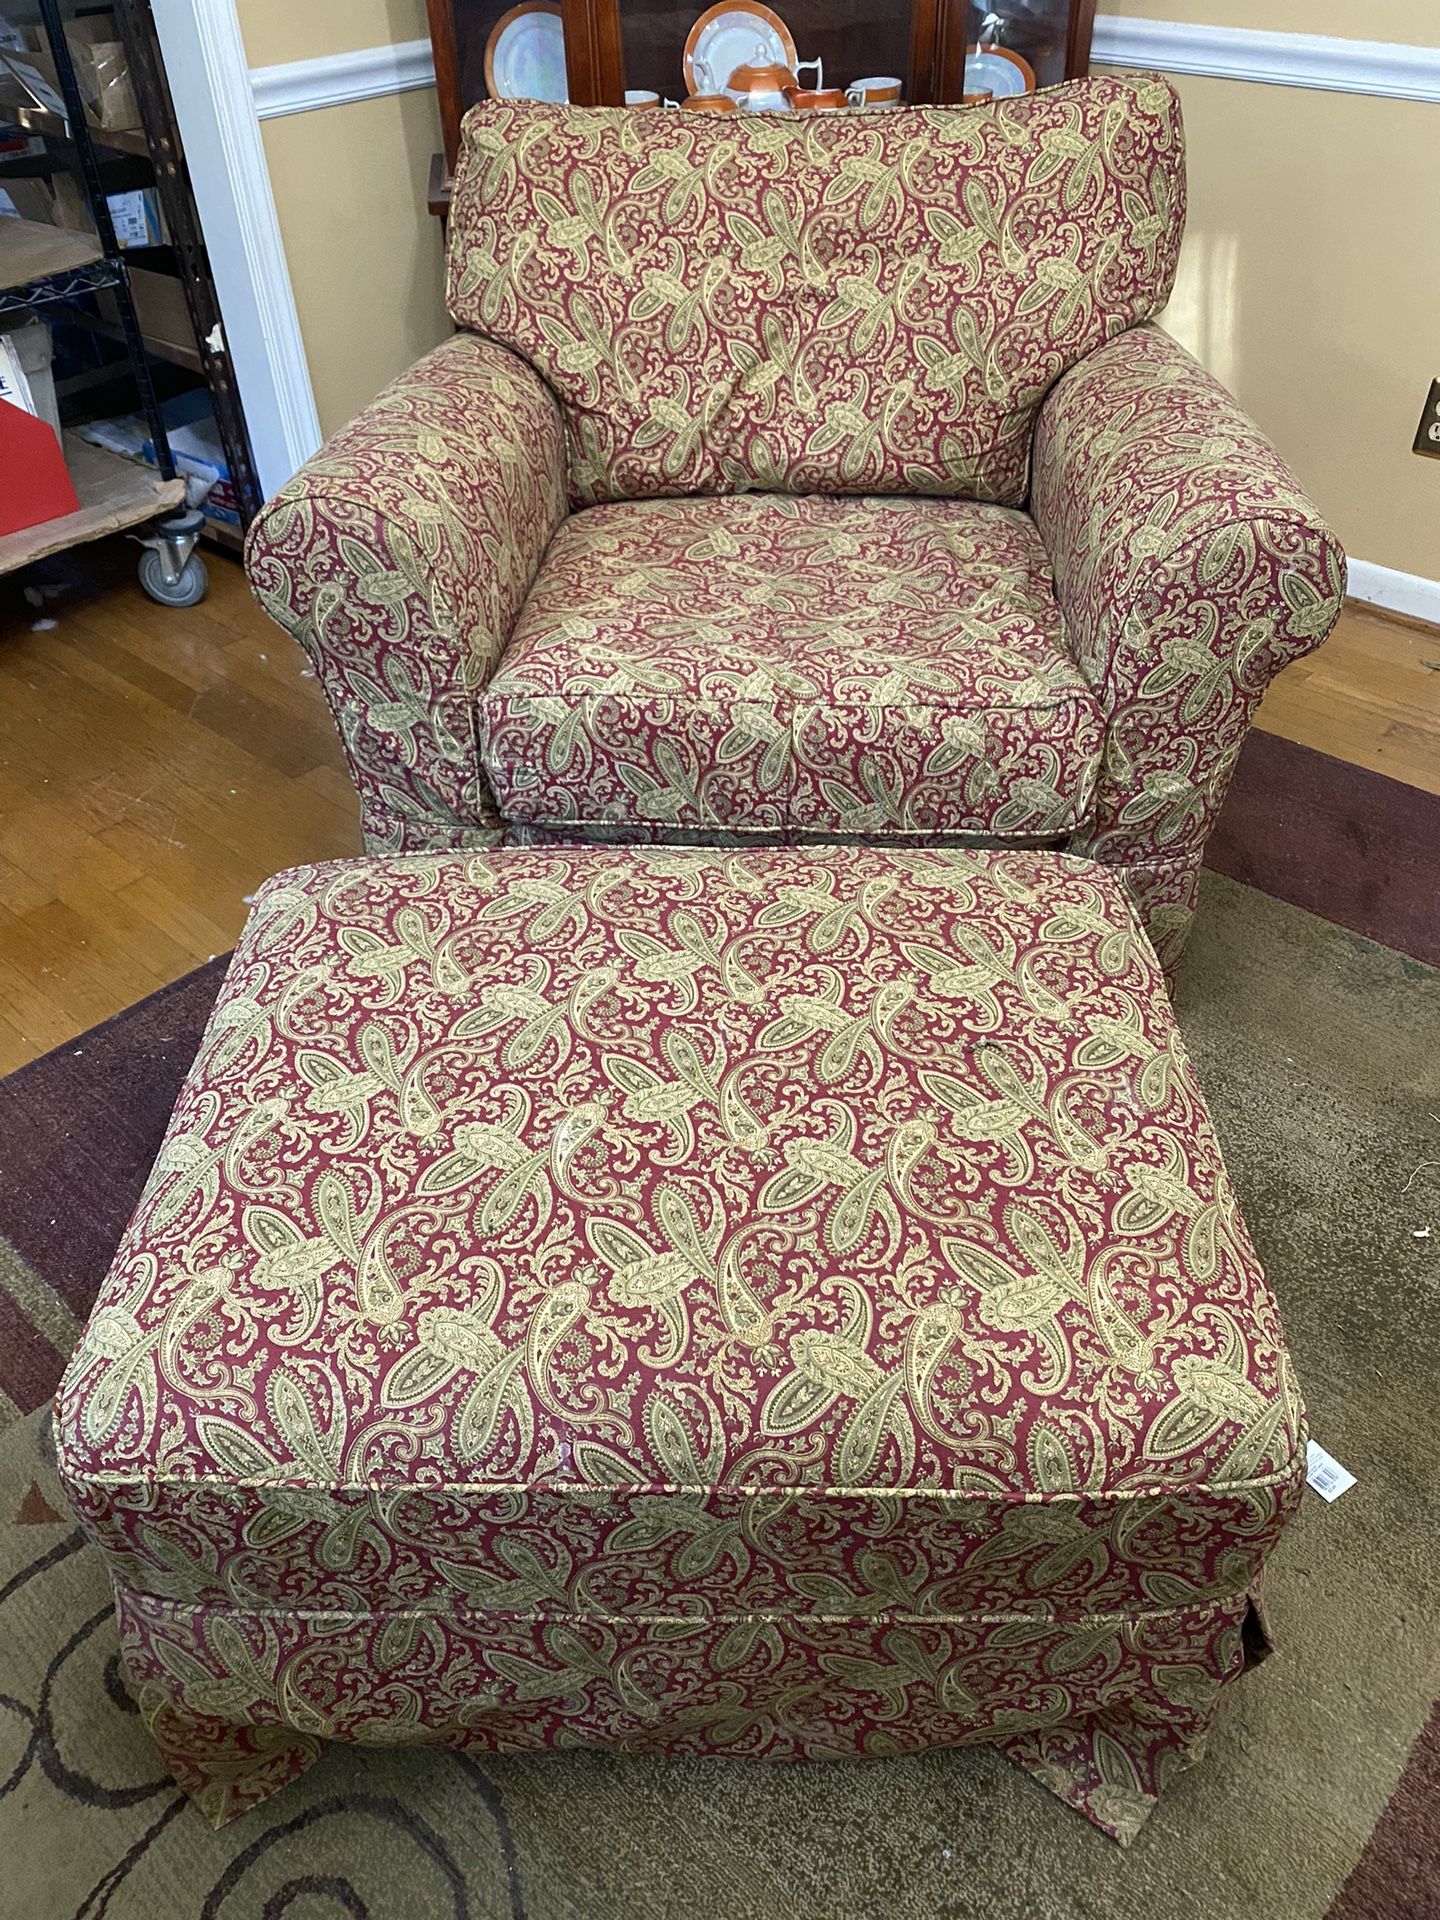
[61, 844, 1300, 1524]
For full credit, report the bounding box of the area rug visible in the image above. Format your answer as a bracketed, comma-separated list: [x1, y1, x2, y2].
[1210, 728, 1440, 968]
[1, 875, 1436, 1919]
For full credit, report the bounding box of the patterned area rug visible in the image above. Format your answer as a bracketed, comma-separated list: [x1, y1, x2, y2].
[1, 875, 1436, 1919]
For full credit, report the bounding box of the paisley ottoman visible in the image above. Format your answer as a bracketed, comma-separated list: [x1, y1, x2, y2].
[57, 845, 1304, 1842]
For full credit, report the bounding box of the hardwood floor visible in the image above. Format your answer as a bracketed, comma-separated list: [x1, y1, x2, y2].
[1256, 602, 1440, 798]
[0, 540, 359, 1075]
[0, 539, 1436, 1074]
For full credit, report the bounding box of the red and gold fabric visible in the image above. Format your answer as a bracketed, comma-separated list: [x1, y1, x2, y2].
[482, 493, 1104, 839]
[1034, 324, 1347, 972]
[59, 845, 1305, 1841]
[447, 82, 1185, 507]
[243, 81, 1345, 973]
[246, 333, 568, 854]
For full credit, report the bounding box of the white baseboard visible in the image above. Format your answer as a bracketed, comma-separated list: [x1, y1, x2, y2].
[251, 39, 437, 121]
[1346, 560, 1440, 627]
[1092, 17, 1440, 105]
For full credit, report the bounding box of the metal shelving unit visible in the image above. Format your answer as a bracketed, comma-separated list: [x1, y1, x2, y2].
[0, 0, 260, 598]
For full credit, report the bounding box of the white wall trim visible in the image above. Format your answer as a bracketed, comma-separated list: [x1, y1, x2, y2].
[236, 19, 1440, 123]
[1093, 16, 1440, 105]
[242, 19, 1440, 121]
[1346, 560, 1440, 627]
[251, 39, 437, 122]
[152, 0, 322, 498]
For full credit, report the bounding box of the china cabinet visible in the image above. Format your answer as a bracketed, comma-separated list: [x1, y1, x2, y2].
[425, 0, 1096, 175]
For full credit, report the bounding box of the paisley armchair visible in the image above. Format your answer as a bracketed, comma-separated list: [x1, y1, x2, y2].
[246, 77, 1345, 974]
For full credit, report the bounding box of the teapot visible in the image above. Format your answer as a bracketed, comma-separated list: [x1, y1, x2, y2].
[726, 55, 823, 111]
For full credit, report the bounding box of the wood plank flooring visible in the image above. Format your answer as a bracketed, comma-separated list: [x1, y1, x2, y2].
[0, 537, 1436, 1074]
[1256, 602, 1440, 797]
[0, 540, 359, 1074]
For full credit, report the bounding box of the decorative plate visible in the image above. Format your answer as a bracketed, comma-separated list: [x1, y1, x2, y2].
[684, 2, 797, 97]
[963, 45, 1036, 96]
[485, 2, 568, 103]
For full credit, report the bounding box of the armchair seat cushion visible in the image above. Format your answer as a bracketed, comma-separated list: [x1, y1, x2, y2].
[480, 493, 1104, 841]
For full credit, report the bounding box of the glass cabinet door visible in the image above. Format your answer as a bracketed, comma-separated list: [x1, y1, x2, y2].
[430, 0, 572, 165]
[578, 0, 1090, 108]
[610, 0, 920, 110]
[968, 1, 1079, 92]
[426, 0, 1094, 171]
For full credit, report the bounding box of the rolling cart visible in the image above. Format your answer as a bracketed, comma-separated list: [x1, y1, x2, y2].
[1, 0, 258, 605]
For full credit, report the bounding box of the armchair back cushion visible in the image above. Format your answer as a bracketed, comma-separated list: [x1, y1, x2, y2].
[445, 78, 1186, 508]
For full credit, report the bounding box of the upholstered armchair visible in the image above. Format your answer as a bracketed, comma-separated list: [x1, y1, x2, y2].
[247, 76, 1344, 974]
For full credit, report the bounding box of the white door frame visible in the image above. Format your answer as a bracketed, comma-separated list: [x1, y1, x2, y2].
[150, 0, 322, 499]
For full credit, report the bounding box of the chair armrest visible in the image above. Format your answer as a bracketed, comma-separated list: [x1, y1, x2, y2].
[245, 332, 568, 853]
[1031, 324, 1346, 868]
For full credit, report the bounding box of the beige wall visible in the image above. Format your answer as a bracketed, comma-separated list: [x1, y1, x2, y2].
[236, 0, 449, 437]
[258, 90, 450, 437]
[1103, 0, 1439, 45]
[234, 1, 1440, 580]
[1093, 55, 1440, 580]
[238, 0, 431, 70]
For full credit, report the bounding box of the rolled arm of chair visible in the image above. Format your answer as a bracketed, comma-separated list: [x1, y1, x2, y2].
[246, 332, 568, 853]
[1032, 324, 1346, 901]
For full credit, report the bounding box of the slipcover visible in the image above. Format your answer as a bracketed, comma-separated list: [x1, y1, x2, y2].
[59, 845, 1304, 1840]
[482, 493, 1104, 839]
[447, 84, 1185, 505]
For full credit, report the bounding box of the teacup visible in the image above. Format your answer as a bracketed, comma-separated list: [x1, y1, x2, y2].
[681, 92, 738, 113]
[846, 75, 903, 108]
[786, 85, 848, 111]
[625, 89, 660, 109]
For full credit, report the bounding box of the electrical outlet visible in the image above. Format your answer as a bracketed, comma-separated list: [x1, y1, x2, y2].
[1414, 379, 1440, 459]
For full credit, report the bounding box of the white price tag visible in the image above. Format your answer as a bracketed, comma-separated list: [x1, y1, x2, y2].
[1306, 1440, 1356, 1503]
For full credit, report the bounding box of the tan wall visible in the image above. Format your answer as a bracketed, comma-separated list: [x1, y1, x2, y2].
[1103, 0, 1439, 45]
[235, 0, 449, 438]
[258, 89, 450, 438]
[238, 0, 431, 70]
[1093, 54, 1440, 580]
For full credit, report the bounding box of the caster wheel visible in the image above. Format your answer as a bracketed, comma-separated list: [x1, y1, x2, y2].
[139, 546, 208, 607]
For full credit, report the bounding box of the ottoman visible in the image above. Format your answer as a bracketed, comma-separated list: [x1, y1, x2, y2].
[57, 845, 1304, 1843]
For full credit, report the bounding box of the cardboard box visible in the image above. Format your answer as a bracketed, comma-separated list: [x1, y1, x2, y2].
[4, 173, 97, 234]
[0, 315, 59, 440]
[125, 265, 195, 360]
[3, 11, 140, 132]
[146, 389, 239, 527]
[106, 186, 164, 249]
[76, 391, 239, 527]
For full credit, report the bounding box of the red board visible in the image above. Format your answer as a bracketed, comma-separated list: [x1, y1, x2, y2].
[0, 397, 80, 537]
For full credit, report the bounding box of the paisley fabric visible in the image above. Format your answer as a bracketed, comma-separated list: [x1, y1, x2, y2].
[1111, 853, 1205, 983]
[481, 494, 1103, 839]
[446, 81, 1186, 507]
[245, 333, 568, 854]
[1039, 325, 1347, 874]
[245, 87, 1341, 977]
[111, 1591, 1244, 1842]
[59, 845, 1304, 1837]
